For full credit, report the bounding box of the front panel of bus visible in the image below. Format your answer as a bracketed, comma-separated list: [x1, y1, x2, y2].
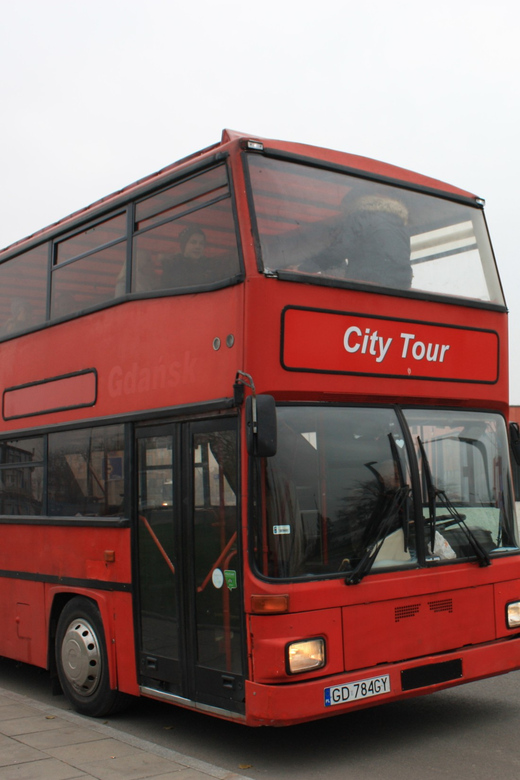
[237, 147, 520, 726]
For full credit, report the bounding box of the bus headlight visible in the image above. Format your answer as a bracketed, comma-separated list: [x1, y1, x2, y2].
[287, 638, 325, 674]
[507, 601, 520, 628]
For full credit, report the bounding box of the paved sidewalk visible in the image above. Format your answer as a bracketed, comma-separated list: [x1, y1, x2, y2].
[0, 687, 252, 780]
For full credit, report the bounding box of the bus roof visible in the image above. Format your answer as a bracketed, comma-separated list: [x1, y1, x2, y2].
[1, 129, 480, 259]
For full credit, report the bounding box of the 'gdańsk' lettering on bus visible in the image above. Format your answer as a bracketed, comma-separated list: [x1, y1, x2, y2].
[108, 352, 197, 398]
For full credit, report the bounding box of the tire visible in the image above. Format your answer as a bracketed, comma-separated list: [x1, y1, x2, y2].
[55, 597, 127, 717]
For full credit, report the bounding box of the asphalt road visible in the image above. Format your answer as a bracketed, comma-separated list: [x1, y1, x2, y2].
[1, 656, 519, 780]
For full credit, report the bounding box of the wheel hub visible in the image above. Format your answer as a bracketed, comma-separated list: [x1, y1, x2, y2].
[60, 618, 101, 697]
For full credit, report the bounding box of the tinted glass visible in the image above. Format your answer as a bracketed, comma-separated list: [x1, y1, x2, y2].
[135, 166, 228, 230]
[255, 406, 518, 580]
[131, 199, 240, 292]
[404, 409, 518, 560]
[247, 156, 504, 305]
[257, 407, 414, 578]
[137, 434, 178, 662]
[0, 245, 48, 337]
[0, 437, 44, 515]
[48, 426, 124, 517]
[193, 428, 241, 673]
[51, 242, 126, 317]
[55, 214, 126, 264]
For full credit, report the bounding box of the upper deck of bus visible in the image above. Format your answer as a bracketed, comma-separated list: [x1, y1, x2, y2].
[0, 129, 508, 433]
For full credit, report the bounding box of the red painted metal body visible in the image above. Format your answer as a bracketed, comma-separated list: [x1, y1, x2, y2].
[0, 130, 517, 727]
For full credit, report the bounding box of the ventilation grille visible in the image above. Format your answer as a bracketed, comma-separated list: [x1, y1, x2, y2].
[428, 598, 453, 614]
[395, 604, 421, 622]
[395, 598, 454, 623]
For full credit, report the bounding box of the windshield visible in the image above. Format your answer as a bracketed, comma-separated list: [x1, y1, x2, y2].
[403, 409, 518, 562]
[247, 156, 504, 305]
[253, 406, 518, 580]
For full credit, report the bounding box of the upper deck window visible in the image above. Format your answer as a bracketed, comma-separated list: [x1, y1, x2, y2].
[0, 245, 47, 337]
[55, 214, 126, 265]
[134, 166, 229, 231]
[125, 165, 241, 294]
[52, 214, 127, 318]
[0, 162, 243, 340]
[247, 156, 504, 306]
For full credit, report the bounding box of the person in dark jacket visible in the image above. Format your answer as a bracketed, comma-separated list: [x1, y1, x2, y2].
[161, 226, 238, 289]
[303, 193, 412, 290]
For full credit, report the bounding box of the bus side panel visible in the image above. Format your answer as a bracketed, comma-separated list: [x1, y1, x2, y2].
[0, 288, 244, 433]
[0, 524, 133, 688]
[46, 585, 138, 695]
[111, 590, 140, 696]
[0, 525, 132, 584]
[0, 578, 47, 667]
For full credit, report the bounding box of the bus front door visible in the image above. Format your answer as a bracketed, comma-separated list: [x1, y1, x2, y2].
[136, 418, 245, 714]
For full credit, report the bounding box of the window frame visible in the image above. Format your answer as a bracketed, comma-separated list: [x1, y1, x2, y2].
[0, 156, 245, 340]
[0, 422, 126, 524]
[242, 149, 507, 312]
[250, 403, 519, 583]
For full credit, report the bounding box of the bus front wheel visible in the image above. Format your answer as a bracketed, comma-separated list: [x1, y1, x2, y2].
[55, 597, 125, 717]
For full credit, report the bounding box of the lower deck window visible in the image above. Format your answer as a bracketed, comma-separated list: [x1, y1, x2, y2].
[0, 425, 125, 519]
[48, 426, 125, 517]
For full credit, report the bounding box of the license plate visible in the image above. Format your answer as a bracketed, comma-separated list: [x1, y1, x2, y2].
[324, 675, 391, 707]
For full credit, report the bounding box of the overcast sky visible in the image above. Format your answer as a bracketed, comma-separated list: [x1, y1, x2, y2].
[1, 0, 519, 400]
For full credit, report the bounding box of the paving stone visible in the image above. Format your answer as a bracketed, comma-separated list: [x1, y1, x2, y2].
[17, 724, 106, 750]
[0, 756, 90, 780]
[0, 696, 19, 708]
[149, 772, 248, 780]
[45, 737, 145, 765]
[0, 742, 44, 768]
[0, 687, 254, 780]
[0, 706, 42, 724]
[0, 715, 66, 737]
[78, 751, 185, 780]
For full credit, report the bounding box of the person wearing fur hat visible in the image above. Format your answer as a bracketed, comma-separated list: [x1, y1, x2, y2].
[302, 191, 412, 290]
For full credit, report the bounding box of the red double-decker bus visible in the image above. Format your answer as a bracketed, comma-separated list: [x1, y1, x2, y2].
[0, 130, 519, 726]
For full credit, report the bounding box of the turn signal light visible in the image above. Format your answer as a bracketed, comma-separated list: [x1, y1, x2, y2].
[251, 594, 289, 614]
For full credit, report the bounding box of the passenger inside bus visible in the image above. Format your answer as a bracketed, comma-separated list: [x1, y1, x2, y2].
[0, 298, 32, 336]
[299, 191, 412, 289]
[160, 226, 233, 288]
[160, 226, 207, 288]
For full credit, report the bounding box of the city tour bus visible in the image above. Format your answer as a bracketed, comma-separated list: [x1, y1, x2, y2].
[1, 129, 520, 727]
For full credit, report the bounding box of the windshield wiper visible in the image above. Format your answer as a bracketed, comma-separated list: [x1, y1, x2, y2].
[387, 433, 410, 552]
[417, 436, 491, 567]
[345, 485, 410, 585]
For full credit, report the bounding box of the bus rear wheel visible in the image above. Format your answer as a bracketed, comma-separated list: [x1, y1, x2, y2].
[56, 597, 126, 717]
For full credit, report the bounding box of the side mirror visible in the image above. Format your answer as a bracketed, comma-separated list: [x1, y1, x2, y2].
[246, 395, 277, 457]
[510, 422, 520, 466]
